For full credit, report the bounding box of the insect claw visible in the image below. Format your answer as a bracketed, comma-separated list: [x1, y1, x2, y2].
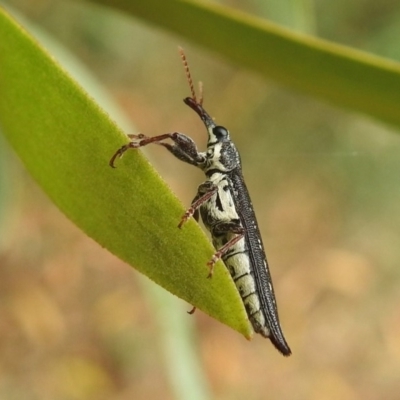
[177, 216, 186, 229]
[178, 209, 193, 228]
[109, 134, 150, 167]
[206, 259, 216, 278]
[109, 143, 131, 167]
[109, 148, 124, 168]
[187, 306, 196, 314]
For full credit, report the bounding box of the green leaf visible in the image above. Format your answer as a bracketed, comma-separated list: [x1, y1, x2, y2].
[89, 0, 400, 129]
[0, 8, 251, 337]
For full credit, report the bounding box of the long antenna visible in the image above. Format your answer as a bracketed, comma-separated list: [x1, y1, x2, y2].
[178, 47, 203, 105]
[197, 81, 204, 106]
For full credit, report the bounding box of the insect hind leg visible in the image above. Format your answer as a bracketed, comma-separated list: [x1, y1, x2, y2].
[207, 221, 245, 278]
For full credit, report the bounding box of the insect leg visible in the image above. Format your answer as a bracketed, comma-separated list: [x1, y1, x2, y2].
[156, 134, 205, 166]
[109, 134, 146, 167]
[207, 221, 245, 278]
[178, 182, 218, 228]
[110, 132, 205, 168]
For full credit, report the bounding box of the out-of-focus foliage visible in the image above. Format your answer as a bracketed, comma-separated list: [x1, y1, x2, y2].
[90, 0, 400, 129]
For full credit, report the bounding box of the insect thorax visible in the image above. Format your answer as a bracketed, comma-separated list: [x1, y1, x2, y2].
[202, 140, 242, 176]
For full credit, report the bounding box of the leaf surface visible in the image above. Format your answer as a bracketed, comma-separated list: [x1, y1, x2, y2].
[0, 7, 251, 337]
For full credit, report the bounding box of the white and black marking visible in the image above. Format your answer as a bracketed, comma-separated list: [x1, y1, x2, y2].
[110, 49, 291, 356]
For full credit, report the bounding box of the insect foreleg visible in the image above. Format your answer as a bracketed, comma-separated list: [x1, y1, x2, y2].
[110, 132, 205, 168]
[178, 182, 218, 228]
[158, 134, 205, 167]
[109, 134, 146, 167]
[207, 221, 245, 278]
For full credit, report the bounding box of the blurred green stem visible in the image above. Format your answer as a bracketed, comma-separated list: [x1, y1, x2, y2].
[144, 282, 211, 400]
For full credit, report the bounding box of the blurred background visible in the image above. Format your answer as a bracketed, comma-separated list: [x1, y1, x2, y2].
[1, 0, 400, 399]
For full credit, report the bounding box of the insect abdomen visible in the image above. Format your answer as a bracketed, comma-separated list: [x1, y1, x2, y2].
[222, 249, 270, 338]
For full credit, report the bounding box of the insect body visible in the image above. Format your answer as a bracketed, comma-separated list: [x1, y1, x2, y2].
[110, 51, 291, 356]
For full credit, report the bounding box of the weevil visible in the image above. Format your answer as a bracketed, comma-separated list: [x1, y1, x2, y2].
[110, 49, 291, 356]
